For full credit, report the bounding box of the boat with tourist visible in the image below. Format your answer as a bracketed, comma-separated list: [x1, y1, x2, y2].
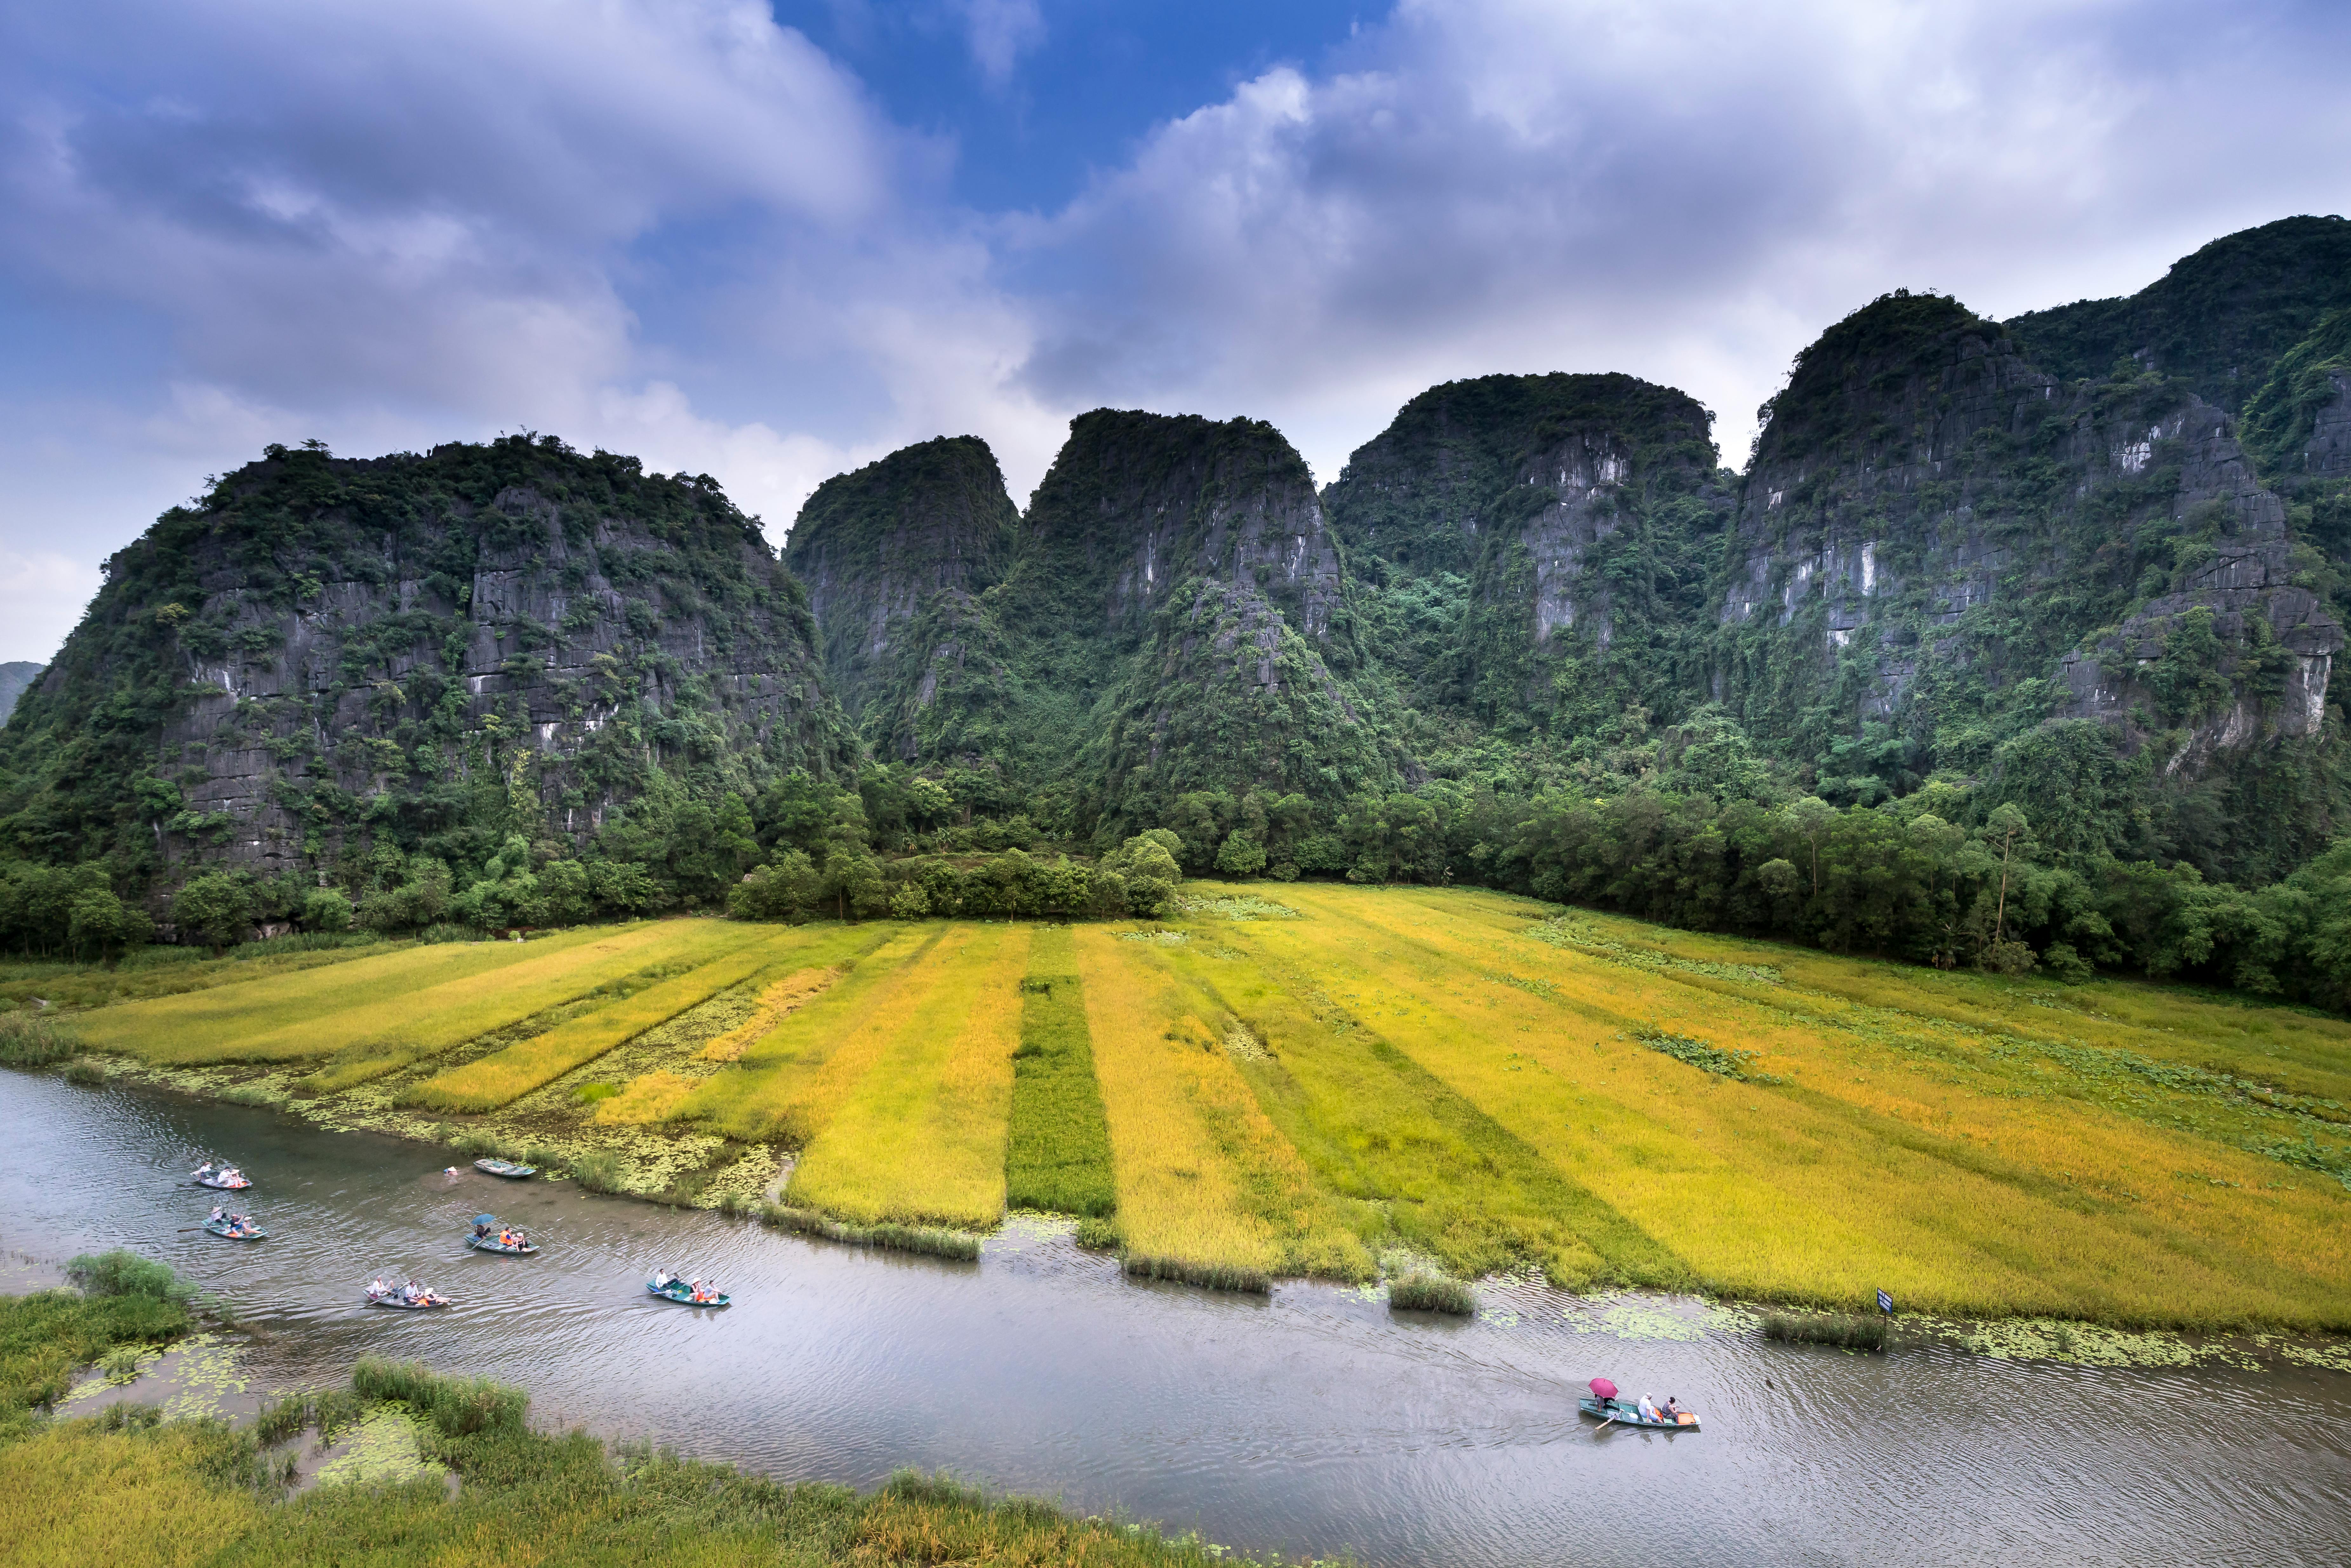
[190, 1159, 251, 1190]
[366, 1276, 451, 1309]
[202, 1206, 265, 1240]
[647, 1269, 728, 1307]
[468, 1214, 538, 1254]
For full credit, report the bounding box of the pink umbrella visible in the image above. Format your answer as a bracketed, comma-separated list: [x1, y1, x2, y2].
[1590, 1377, 1618, 1402]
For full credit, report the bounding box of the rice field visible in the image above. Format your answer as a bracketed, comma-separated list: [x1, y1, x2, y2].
[784, 924, 1031, 1227]
[41, 889, 2351, 1328]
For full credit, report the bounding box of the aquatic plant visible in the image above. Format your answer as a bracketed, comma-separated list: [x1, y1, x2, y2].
[1074, 1216, 1122, 1251]
[0, 1010, 75, 1066]
[1760, 1312, 1891, 1351]
[352, 1354, 529, 1435]
[62, 1057, 108, 1086]
[757, 1202, 981, 1261]
[1120, 1253, 1271, 1293]
[1387, 1273, 1477, 1314]
[568, 1151, 626, 1193]
[67, 1251, 190, 1304]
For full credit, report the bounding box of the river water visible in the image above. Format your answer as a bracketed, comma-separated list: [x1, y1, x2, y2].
[3, 1068, 2345, 1565]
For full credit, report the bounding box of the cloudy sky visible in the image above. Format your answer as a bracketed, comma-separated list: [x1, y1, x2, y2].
[3, 0, 2348, 662]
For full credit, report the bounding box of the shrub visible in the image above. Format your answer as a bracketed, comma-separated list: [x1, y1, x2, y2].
[63, 1057, 108, 1086]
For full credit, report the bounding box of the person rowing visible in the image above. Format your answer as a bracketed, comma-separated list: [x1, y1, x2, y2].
[209, 1204, 227, 1224]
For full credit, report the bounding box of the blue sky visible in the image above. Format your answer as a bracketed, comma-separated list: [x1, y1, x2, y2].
[2, 0, 2349, 662]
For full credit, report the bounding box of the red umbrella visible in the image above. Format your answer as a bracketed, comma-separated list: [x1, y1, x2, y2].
[1589, 1377, 1618, 1401]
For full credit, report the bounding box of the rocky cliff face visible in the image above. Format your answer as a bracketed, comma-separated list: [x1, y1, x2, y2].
[799, 411, 1395, 829]
[0, 437, 852, 877]
[1708, 291, 2340, 796]
[1323, 373, 1731, 728]
[780, 435, 1016, 726]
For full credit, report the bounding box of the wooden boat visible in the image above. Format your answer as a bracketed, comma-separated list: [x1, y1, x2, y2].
[468, 1215, 538, 1254]
[203, 1216, 266, 1240]
[474, 1158, 536, 1179]
[646, 1275, 729, 1308]
[1579, 1397, 1698, 1431]
[365, 1281, 451, 1309]
[191, 1163, 252, 1190]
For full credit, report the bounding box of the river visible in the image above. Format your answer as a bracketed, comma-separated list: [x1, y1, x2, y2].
[3, 1068, 2345, 1565]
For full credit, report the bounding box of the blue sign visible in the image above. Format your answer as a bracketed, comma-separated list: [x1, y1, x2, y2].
[1877, 1289, 1894, 1315]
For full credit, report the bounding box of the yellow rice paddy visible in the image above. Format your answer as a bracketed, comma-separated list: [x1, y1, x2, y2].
[785, 924, 1032, 1227]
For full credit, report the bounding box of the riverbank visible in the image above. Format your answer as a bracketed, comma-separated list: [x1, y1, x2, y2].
[11, 883, 2351, 1331]
[0, 1269, 1285, 1567]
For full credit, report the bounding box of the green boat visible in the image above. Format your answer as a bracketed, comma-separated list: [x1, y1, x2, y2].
[474, 1158, 536, 1179]
[1579, 1397, 1699, 1431]
[646, 1274, 729, 1308]
[203, 1216, 266, 1241]
[468, 1215, 538, 1254]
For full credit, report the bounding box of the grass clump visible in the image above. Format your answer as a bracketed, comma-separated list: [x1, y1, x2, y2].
[1074, 1216, 1122, 1251]
[67, 1251, 191, 1304]
[1387, 1273, 1477, 1314]
[0, 1011, 75, 1066]
[1120, 1254, 1271, 1294]
[1761, 1312, 1891, 1351]
[62, 1057, 108, 1086]
[1005, 933, 1119, 1218]
[2, 1255, 191, 1413]
[351, 1355, 530, 1435]
[758, 1203, 981, 1262]
[568, 1151, 626, 1193]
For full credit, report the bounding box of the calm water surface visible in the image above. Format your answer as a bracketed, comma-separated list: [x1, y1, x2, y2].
[3, 1069, 2346, 1565]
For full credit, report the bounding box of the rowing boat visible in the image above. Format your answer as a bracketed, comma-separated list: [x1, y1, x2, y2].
[468, 1215, 538, 1254]
[474, 1158, 536, 1179]
[203, 1217, 266, 1240]
[191, 1164, 252, 1190]
[366, 1282, 451, 1309]
[646, 1276, 729, 1308]
[1579, 1397, 1698, 1431]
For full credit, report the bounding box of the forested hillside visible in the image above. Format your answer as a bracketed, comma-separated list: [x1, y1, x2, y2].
[9, 219, 2351, 1009]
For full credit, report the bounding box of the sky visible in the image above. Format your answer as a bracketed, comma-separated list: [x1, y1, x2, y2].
[3, 0, 2349, 663]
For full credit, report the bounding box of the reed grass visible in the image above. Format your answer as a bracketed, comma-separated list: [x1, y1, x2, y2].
[1760, 1312, 1890, 1350]
[1073, 928, 1366, 1282]
[1387, 1273, 1477, 1314]
[410, 930, 806, 1112]
[786, 924, 1030, 1228]
[351, 1354, 529, 1435]
[592, 1070, 698, 1125]
[62, 1057, 107, 1086]
[698, 965, 844, 1061]
[0, 1010, 75, 1066]
[758, 1202, 982, 1261]
[1004, 929, 1118, 1218]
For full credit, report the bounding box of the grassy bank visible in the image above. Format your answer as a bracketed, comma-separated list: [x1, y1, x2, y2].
[0, 1282, 1291, 1566]
[17, 888, 2351, 1329]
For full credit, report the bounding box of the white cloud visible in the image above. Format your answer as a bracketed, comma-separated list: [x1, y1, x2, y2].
[954, 0, 1047, 89]
[1019, 0, 2351, 475]
[0, 545, 102, 667]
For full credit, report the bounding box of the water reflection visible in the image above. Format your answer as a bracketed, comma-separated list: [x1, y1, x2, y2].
[3, 1068, 2345, 1565]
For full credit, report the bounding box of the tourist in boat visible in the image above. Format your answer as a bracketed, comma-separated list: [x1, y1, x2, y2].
[1637, 1393, 1660, 1424]
[209, 1205, 226, 1223]
[1661, 1396, 1684, 1423]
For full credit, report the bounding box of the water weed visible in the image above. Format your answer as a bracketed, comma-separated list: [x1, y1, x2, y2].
[1387, 1273, 1477, 1314]
[1760, 1312, 1889, 1350]
[758, 1202, 982, 1261]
